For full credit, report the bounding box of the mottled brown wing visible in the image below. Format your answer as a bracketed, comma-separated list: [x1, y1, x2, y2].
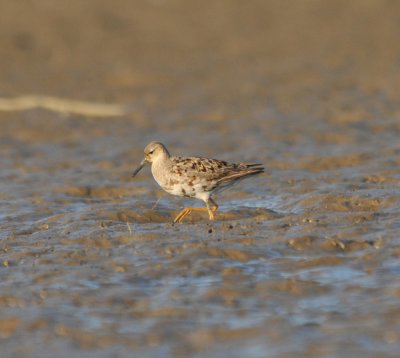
[170, 157, 236, 180]
[171, 157, 264, 183]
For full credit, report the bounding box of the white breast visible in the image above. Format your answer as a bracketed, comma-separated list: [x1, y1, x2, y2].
[150, 160, 181, 195]
[150, 159, 211, 202]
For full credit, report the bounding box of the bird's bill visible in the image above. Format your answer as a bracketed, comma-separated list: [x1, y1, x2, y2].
[132, 159, 146, 177]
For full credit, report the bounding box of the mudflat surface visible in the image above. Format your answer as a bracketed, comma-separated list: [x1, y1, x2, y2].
[1, 1, 400, 357]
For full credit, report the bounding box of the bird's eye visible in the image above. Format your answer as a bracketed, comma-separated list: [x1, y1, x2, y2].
[149, 150, 154, 154]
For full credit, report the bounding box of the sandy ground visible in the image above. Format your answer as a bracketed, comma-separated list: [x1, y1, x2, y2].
[1, 1, 400, 357]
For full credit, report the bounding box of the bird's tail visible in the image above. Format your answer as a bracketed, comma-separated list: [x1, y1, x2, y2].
[217, 163, 264, 183]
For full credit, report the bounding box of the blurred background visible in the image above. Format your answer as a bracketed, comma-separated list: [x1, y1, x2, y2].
[2, 0, 400, 107]
[1, 1, 400, 357]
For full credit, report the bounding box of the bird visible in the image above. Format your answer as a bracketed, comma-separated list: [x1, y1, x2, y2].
[132, 141, 264, 223]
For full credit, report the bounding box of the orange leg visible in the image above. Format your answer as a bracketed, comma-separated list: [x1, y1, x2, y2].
[173, 201, 218, 223]
[173, 207, 209, 223]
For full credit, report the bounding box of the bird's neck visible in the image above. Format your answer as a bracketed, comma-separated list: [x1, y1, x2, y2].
[153, 151, 170, 165]
[151, 153, 171, 180]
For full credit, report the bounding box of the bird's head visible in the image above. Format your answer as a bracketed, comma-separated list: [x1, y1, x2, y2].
[132, 141, 170, 177]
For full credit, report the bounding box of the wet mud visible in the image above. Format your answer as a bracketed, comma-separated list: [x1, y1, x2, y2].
[1, 1, 400, 357]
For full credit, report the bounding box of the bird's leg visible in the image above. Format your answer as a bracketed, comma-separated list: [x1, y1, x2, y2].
[173, 208, 191, 223]
[206, 198, 219, 220]
[173, 207, 210, 223]
[173, 198, 219, 223]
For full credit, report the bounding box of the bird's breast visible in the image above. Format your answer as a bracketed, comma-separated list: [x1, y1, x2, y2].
[151, 160, 214, 200]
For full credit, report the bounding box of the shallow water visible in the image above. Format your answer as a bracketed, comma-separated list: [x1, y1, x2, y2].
[1, 1, 400, 357]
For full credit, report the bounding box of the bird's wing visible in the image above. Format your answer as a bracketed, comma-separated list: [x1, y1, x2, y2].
[170, 157, 236, 180]
[171, 156, 264, 181]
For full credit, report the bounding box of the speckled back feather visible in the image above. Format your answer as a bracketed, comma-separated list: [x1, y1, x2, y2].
[171, 157, 263, 178]
[167, 156, 264, 195]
